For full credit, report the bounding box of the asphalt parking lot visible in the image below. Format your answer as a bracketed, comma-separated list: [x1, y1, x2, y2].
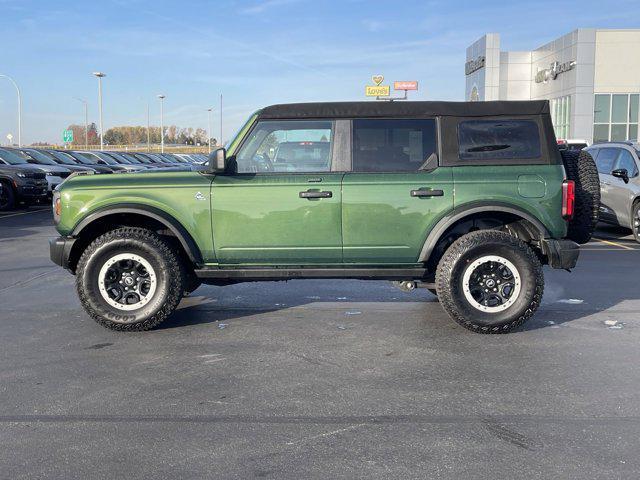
[1, 207, 639, 479]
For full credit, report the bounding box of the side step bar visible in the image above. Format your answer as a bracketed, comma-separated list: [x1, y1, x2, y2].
[195, 267, 429, 282]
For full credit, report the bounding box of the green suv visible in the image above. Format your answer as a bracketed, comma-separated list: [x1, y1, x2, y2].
[50, 101, 598, 333]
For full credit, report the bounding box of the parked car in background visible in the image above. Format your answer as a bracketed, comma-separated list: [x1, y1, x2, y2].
[0, 162, 48, 210]
[585, 141, 640, 242]
[46, 150, 105, 174]
[15, 148, 94, 178]
[64, 151, 127, 173]
[0, 148, 68, 196]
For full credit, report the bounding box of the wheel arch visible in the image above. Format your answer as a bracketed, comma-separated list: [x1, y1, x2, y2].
[419, 202, 551, 266]
[68, 204, 203, 272]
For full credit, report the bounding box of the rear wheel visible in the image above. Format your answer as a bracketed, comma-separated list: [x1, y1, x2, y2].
[435, 230, 544, 333]
[560, 149, 600, 244]
[0, 182, 15, 211]
[76, 227, 185, 331]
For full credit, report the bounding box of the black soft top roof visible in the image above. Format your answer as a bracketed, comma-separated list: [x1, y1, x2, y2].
[258, 101, 550, 120]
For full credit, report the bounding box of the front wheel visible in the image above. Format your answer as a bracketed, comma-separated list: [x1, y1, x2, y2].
[76, 227, 185, 331]
[435, 230, 544, 333]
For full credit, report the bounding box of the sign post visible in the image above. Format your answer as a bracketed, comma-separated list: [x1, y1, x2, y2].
[365, 76, 419, 101]
[63, 129, 74, 143]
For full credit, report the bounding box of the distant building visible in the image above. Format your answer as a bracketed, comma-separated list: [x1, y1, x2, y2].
[465, 29, 640, 144]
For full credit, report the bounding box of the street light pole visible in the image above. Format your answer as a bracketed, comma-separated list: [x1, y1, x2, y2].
[219, 93, 223, 146]
[92, 72, 106, 150]
[0, 74, 22, 147]
[147, 102, 151, 152]
[157, 94, 166, 153]
[207, 107, 213, 153]
[74, 97, 88, 149]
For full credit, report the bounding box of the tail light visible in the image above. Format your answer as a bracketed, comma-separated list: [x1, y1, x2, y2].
[562, 180, 575, 220]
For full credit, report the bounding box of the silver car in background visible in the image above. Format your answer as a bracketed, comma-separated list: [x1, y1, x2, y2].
[585, 141, 640, 242]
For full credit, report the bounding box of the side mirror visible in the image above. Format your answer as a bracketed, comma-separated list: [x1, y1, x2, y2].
[208, 147, 227, 173]
[612, 168, 629, 184]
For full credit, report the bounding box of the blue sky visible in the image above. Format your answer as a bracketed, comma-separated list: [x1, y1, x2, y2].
[0, 0, 638, 144]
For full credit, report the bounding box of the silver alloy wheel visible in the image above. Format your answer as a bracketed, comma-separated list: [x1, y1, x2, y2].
[462, 255, 521, 313]
[98, 253, 157, 311]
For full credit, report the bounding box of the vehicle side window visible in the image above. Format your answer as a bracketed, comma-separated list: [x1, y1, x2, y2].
[595, 148, 619, 174]
[458, 120, 541, 161]
[235, 120, 333, 173]
[615, 150, 639, 177]
[352, 119, 437, 172]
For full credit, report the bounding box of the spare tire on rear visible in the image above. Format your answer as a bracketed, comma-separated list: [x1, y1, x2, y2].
[560, 149, 600, 244]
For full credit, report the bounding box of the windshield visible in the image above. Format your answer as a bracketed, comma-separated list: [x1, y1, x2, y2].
[0, 148, 29, 165]
[49, 151, 77, 165]
[91, 152, 118, 165]
[105, 152, 131, 164]
[22, 149, 58, 165]
[69, 152, 98, 165]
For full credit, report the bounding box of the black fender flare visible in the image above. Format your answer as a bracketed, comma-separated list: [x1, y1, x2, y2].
[71, 203, 203, 264]
[418, 202, 551, 263]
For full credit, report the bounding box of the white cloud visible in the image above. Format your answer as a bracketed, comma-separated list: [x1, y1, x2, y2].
[239, 0, 301, 15]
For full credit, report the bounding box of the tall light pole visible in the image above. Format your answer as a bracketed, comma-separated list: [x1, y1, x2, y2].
[92, 72, 106, 150]
[74, 97, 88, 149]
[157, 94, 166, 153]
[146, 102, 151, 152]
[207, 107, 213, 153]
[219, 93, 223, 146]
[0, 74, 22, 147]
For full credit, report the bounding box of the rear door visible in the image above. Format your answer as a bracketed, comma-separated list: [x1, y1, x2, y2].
[341, 118, 453, 264]
[211, 119, 344, 265]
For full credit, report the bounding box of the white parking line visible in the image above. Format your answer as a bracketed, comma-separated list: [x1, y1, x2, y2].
[0, 208, 49, 220]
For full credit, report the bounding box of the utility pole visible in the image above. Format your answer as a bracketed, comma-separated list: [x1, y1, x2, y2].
[157, 94, 166, 153]
[207, 107, 213, 153]
[220, 93, 223, 146]
[147, 102, 151, 152]
[92, 72, 106, 150]
[74, 97, 88, 149]
[0, 74, 22, 147]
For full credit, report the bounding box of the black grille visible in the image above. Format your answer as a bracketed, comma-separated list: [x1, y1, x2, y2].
[58, 171, 71, 178]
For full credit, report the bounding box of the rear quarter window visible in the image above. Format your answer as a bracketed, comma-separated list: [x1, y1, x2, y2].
[458, 120, 541, 161]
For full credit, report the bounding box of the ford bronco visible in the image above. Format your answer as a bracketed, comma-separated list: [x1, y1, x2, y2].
[49, 101, 599, 333]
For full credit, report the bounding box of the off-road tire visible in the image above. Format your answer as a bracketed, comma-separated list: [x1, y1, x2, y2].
[76, 227, 185, 331]
[0, 181, 15, 211]
[435, 230, 544, 334]
[560, 149, 600, 244]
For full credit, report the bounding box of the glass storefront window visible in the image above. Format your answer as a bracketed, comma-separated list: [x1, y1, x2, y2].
[551, 95, 571, 139]
[593, 93, 640, 142]
[594, 95, 610, 123]
[630, 95, 639, 123]
[612, 95, 628, 123]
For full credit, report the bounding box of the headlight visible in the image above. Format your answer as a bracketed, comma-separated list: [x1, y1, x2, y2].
[52, 191, 61, 224]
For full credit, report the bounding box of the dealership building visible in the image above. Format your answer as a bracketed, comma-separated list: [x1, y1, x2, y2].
[465, 29, 640, 144]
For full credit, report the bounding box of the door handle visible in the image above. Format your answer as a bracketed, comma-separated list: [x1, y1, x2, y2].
[299, 190, 332, 199]
[411, 188, 444, 198]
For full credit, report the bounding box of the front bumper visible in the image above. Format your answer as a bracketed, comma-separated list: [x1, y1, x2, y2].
[540, 239, 580, 270]
[16, 182, 48, 201]
[50, 236, 76, 271]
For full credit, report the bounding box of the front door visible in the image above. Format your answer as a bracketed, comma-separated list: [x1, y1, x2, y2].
[342, 118, 454, 264]
[211, 119, 343, 265]
[595, 147, 622, 223]
[607, 148, 639, 228]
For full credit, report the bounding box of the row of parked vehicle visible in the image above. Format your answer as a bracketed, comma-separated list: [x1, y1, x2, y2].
[0, 147, 208, 210]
